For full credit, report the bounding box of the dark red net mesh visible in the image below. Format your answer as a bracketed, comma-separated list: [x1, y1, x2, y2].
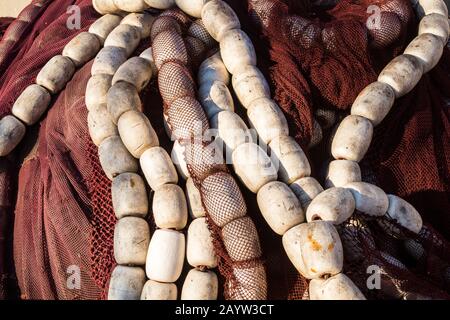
[150, 16, 181, 42]
[166, 96, 210, 140]
[188, 19, 216, 50]
[152, 13, 268, 299]
[0, 0, 449, 300]
[152, 29, 188, 69]
[0, 18, 14, 39]
[238, 0, 450, 299]
[0, 0, 108, 300]
[158, 61, 196, 105]
[184, 36, 207, 69]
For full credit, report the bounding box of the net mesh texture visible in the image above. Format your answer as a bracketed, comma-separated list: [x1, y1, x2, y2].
[242, 0, 450, 299]
[151, 11, 267, 300]
[0, 0, 449, 300]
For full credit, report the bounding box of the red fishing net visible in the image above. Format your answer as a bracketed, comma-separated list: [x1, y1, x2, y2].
[240, 0, 450, 299]
[0, 0, 449, 300]
[151, 11, 267, 300]
[0, 0, 106, 300]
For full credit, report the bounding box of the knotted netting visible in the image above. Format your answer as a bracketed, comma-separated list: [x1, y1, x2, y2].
[0, 0, 103, 299]
[240, 0, 450, 299]
[0, 0, 449, 300]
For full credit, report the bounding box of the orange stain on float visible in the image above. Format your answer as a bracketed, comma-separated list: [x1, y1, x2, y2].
[307, 232, 322, 251]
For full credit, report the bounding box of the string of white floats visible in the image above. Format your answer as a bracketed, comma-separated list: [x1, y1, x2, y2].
[0, 0, 448, 300]
[194, 0, 448, 299]
[87, 12, 222, 300]
[87, 12, 186, 300]
[149, 9, 267, 300]
[0, 2, 265, 300]
[192, 1, 362, 299]
[155, 0, 448, 299]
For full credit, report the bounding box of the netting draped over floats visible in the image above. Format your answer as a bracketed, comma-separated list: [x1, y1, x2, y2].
[0, 0, 104, 299]
[241, 0, 450, 299]
[0, 0, 449, 300]
[152, 9, 267, 299]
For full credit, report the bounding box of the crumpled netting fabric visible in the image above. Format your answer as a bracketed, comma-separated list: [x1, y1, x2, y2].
[153, 11, 267, 300]
[235, 0, 450, 299]
[188, 19, 216, 50]
[0, 18, 14, 39]
[0, 0, 107, 300]
[184, 36, 207, 68]
[1, 0, 449, 300]
[0, 6, 17, 302]
[158, 61, 196, 105]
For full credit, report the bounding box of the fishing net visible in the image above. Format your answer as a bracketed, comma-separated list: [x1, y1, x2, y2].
[0, 0, 449, 300]
[239, 0, 450, 299]
[151, 11, 267, 300]
[0, 0, 106, 300]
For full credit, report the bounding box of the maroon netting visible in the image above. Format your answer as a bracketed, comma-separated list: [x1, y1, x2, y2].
[0, 0, 110, 300]
[183, 141, 228, 181]
[0, 157, 17, 300]
[1, 0, 449, 300]
[0, 18, 14, 39]
[238, 0, 450, 299]
[149, 16, 181, 42]
[158, 61, 196, 105]
[184, 36, 207, 68]
[188, 19, 216, 50]
[152, 14, 268, 300]
[0, 1, 18, 303]
[0, 0, 49, 65]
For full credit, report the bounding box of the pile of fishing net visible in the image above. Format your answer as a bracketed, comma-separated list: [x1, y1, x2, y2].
[0, 0, 449, 300]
